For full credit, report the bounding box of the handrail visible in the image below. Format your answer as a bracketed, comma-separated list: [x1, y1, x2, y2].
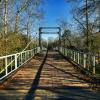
[59, 47, 100, 75]
[0, 47, 40, 80]
[0, 49, 34, 59]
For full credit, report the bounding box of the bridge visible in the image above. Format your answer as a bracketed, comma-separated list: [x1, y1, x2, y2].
[0, 27, 100, 100]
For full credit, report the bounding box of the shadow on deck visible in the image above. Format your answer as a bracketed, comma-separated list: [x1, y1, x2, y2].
[0, 50, 100, 100]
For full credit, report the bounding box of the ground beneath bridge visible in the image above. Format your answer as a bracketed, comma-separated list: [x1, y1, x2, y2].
[0, 51, 100, 100]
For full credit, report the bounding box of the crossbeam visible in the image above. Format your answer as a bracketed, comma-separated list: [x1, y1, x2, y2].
[40, 27, 60, 29]
[40, 32, 59, 34]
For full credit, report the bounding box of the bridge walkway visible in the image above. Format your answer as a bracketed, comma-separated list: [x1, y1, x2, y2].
[0, 51, 100, 100]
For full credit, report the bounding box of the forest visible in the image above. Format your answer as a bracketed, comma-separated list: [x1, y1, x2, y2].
[0, 0, 100, 56]
[0, 0, 43, 56]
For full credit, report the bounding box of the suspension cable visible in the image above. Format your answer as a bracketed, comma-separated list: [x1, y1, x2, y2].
[21, 33, 38, 52]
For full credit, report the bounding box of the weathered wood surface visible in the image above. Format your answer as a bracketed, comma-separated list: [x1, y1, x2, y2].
[0, 51, 100, 100]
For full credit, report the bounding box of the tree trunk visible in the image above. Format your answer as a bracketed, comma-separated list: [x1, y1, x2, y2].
[4, 0, 8, 55]
[4, 0, 8, 35]
[86, 0, 89, 51]
[14, 11, 19, 33]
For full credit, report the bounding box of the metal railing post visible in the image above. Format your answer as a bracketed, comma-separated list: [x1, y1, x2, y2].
[70, 50, 72, 59]
[11, 56, 13, 70]
[93, 56, 96, 74]
[25, 52, 26, 61]
[83, 54, 86, 68]
[15, 54, 17, 69]
[74, 51, 75, 61]
[78, 52, 79, 64]
[5, 57, 7, 76]
[21, 52, 22, 65]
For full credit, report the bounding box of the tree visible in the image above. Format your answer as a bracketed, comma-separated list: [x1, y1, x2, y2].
[62, 29, 72, 47]
[4, 0, 8, 36]
[65, 0, 100, 53]
[0, 0, 44, 55]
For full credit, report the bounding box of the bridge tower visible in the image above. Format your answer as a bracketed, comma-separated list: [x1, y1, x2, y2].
[39, 27, 61, 51]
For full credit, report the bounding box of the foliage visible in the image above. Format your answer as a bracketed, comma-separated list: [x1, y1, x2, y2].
[0, 32, 36, 56]
[64, 0, 100, 54]
[0, 0, 43, 56]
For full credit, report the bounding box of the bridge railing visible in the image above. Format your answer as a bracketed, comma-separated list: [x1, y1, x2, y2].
[60, 47, 100, 75]
[0, 47, 40, 80]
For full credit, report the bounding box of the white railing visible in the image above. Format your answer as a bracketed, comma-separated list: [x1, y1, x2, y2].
[60, 47, 100, 75]
[0, 47, 40, 80]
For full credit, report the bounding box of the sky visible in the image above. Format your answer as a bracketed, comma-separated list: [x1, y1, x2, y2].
[37, 0, 73, 41]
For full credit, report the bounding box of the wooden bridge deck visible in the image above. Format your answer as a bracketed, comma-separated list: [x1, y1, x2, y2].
[0, 51, 100, 100]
